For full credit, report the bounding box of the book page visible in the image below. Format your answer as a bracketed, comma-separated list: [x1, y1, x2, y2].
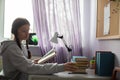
[38, 48, 56, 64]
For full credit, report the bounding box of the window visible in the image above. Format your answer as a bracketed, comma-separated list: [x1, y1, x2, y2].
[4, 0, 34, 38]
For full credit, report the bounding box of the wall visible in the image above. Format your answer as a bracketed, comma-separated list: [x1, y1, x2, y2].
[83, 0, 120, 66]
[82, 0, 99, 59]
[82, 0, 120, 79]
[0, 0, 4, 38]
[82, 1, 120, 79]
[90, 0, 120, 66]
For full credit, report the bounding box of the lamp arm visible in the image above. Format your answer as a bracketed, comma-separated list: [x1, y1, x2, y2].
[61, 38, 72, 52]
[57, 34, 72, 62]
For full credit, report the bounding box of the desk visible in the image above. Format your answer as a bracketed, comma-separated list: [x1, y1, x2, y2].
[28, 72, 111, 80]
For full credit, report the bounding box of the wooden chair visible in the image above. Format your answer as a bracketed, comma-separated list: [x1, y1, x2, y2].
[111, 67, 120, 80]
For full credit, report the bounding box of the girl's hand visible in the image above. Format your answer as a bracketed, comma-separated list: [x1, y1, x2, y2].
[64, 62, 79, 72]
[32, 58, 40, 64]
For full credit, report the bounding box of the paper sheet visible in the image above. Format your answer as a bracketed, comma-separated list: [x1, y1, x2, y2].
[104, 3, 110, 35]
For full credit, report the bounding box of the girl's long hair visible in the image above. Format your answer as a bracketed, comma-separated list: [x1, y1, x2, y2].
[11, 18, 32, 59]
[26, 40, 32, 59]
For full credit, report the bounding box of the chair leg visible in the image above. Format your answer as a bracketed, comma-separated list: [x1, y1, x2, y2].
[111, 70, 117, 80]
[111, 67, 120, 80]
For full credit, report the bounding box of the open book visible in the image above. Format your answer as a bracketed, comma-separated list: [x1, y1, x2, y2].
[38, 48, 56, 64]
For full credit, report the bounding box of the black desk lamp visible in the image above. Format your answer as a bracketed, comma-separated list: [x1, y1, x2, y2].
[50, 32, 72, 62]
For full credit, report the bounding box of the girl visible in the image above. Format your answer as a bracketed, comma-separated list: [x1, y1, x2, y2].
[0, 18, 78, 80]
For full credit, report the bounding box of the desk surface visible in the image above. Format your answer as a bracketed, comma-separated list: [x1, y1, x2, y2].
[29, 71, 111, 80]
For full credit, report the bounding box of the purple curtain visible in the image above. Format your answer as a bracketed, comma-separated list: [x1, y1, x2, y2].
[32, 0, 82, 63]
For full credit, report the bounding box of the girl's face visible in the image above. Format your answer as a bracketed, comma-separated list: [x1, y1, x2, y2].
[17, 24, 30, 41]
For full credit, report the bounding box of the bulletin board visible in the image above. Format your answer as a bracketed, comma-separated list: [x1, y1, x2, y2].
[96, 0, 120, 39]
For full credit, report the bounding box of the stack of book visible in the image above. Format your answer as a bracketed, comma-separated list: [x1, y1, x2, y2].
[72, 56, 89, 74]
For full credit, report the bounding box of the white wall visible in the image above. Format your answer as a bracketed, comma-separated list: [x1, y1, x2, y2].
[82, 0, 120, 67]
[82, 0, 99, 59]
[89, 0, 120, 66]
[0, 0, 4, 38]
[83, 0, 120, 66]
[81, 0, 91, 58]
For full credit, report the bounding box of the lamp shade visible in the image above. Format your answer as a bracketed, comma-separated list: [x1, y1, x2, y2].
[50, 32, 58, 44]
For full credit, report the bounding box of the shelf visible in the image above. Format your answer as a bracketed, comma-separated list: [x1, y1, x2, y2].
[96, 35, 120, 39]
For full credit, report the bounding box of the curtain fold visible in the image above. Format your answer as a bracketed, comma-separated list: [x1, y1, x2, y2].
[32, 0, 82, 63]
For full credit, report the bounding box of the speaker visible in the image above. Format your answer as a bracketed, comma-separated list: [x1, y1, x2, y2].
[95, 51, 115, 76]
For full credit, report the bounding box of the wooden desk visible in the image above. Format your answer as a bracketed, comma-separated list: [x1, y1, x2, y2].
[28, 71, 111, 80]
